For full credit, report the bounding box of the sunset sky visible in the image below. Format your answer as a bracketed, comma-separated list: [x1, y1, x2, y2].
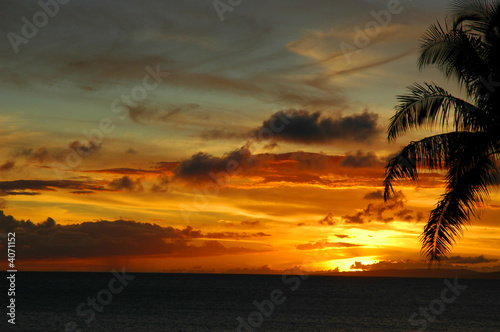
[1, 0, 499, 274]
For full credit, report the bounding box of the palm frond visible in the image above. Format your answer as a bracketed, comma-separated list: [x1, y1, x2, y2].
[387, 0, 500, 263]
[418, 21, 489, 96]
[384, 131, 498, 200]
[451, 0, 500, 37]
[385, 132, 460, 200]
[421, 151, 499, 261]
[387, 83, 483, 141]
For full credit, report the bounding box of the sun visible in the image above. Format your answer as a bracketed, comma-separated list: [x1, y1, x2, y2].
[323, 256, 380, 272]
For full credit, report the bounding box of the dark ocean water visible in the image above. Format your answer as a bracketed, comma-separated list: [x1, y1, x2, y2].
[1, 272, 499, 331]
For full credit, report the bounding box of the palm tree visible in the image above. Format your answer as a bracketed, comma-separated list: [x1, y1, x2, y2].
[384, 0, 500, 262]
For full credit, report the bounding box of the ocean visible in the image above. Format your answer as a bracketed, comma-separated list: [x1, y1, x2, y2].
[1, 272, 499, 331]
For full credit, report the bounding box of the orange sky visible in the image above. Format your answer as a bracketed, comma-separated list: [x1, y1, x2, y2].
[1, 0, 499, 274]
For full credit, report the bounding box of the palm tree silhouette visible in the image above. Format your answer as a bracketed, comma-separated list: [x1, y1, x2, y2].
[384, 0, 500, 262]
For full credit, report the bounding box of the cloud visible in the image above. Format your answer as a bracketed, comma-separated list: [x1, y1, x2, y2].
[0, 179, 108, 195]
[1, 191, 41, 196]
[225, 265, 278, 275]
[362, 190, 384, 200]
[319, 212, 336, 226]
[349, 260, 428, 271]
[173, 145, 253, 184]
[124, 103, 199, 124]
[363, 190, 405, 200]
[200, 128, 245, 140]
[350, 257, 500, 271]
[15, 141, 101, 166]
[0, 211, 269, 259]
[68, 140, 102, 156]
[334, 234, 350, 239]
[296, 240, 362, 250]
[445, 255, 499, 264]
[16, 148, 50, 163]
[340, 151, 386, 168]
[263, 142, 279, 150]
[394, 209, 415, 221]
[0, 161, 15, 172]
[85, 168, 160, 175]
[108, 176, 143, 192]
[241, 220, 260, 227]
[150, 176, 170, 193]
[125, 148, 138, 154]
[253, 110, 380, 144]
[331, 49, 416, 78]
[202, 231, 271, 240]
[342, 196, 422, 224]
[217, 220, 262, 229]
[170, 149, 389, 187]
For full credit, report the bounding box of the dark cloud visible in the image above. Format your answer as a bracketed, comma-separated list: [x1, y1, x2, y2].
[0, 180, 108, 195]
[85, 168, 160, 175]
[15, 141, 100, 166]
[125, 148, 138, 154]
[200, 129, 244, 140]
[202, 231, 271, 240]
[240, 220, 260, 227]
[394, 209, 414, 221]
[124, 103, 198, 124]
[342, 213, 367, 224]
[68, 140, 102, 156]
[0, 211, 269, 259]
[225, 265, 277, 275]
[350, 257, 500, 271]
[217, 220, 262, 229]
[319, 212, 336, 226]
[0, 0, 356, 110]
[342, 198, 422, 224]
[0, 161, 15, 172]
[349, 259, 438, 271]
[340, 151, 386, 168]
[253, 109, 380, 144]
[170, 149, 388, 187]
[296, 240, 362, 250]
[16, 148, 50, 163]
[173, 145, 253, 184]
[363, 190, 384, 200]
[363, 190, 405, 200]
[1, 191, 41, 196]
[150, 176, 170, 193]
[108, 176, 143, 192]
[334, 234, 350, 239]
[332, 49, 416, 78]
[224, 265, 340, 275]
[263, 142, 279, 150]
[445, 255, 499, 264]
